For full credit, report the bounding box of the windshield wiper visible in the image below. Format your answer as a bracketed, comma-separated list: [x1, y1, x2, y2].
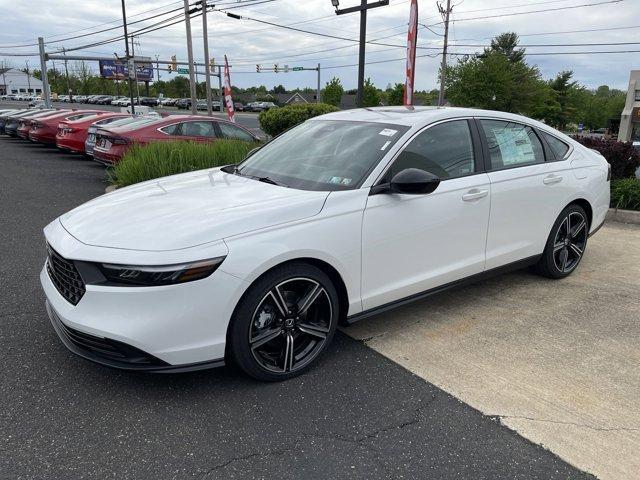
[257, 176, 283, 186]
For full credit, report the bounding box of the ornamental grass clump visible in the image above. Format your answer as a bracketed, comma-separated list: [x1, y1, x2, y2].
[111, 140, 260, 187]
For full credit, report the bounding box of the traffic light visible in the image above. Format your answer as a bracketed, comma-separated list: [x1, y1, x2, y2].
[170, 54, 177, 72]
[210, 58, 215, 73]
[284, 64, 290, 73]
[256, 64, 261, 73]
[167, 64, 173, 72]
[274, 64, 279, 73]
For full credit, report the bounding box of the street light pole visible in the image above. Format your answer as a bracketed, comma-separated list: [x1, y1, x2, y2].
[25, 60, 31, 93]
[334, 0, 389, 108]
[201, 0, 213, 116]
[184, 0, 198, 115]
[121, 0, 136, 114]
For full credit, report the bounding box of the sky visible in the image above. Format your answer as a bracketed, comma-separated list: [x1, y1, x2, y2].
[0, 0, 639, 92]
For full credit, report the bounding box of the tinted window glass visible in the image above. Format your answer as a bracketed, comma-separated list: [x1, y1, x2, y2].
[542, 132, 570, 160]
[388, 120, 475, 180]
[239, 120, 409, 191]
[182, 121, 216, 137]
[160, 123, 181, 135]
[218, 122, 254, 141]
[480, 120, 545, 169]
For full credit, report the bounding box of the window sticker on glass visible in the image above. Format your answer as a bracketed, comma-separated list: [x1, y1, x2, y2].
[380, 140, 391, 151]
[328, 176, 343, 184]
[379, 128, 398, 137]
[492, 127, 535, 165]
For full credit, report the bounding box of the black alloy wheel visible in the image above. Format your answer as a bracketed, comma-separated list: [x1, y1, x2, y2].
[229, 263, 339, 381]
[535, 204, 589, 279]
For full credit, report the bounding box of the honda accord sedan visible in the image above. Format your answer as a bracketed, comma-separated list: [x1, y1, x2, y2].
[41, 107, 610, 381]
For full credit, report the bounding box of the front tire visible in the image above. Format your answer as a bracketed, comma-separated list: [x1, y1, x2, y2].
[228, 263, 339, 381]
[534, 205, 589, 279]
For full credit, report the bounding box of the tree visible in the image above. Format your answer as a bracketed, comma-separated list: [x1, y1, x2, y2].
[362, 77, 380, 107]
[541, 71, 584, 129]
[386, 83, 404, 106]
[272, 84, 286, 94]
[322, 76, 343, 106]
[485, 32, 525, 63]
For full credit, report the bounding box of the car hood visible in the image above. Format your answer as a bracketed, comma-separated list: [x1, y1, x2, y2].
[59, 169, 329, 251]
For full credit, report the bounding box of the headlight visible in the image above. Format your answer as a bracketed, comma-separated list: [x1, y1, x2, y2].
[98, 257, 225, 286]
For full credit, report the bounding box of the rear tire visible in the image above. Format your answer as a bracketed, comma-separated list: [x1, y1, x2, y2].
[534, 204, 589, 279]
[228, 262, 339, 381]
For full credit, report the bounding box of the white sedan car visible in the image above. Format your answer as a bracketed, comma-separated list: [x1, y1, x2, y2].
[41, 107, 610, 380]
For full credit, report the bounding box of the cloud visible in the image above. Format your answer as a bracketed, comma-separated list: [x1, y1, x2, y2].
[0, 0, 638, 91]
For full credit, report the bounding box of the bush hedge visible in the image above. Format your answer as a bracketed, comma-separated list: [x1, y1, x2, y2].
[111, 140, 260, 187]
[258, 103, 340, 137]
[611, 178, 640, 211]
[572, 136, 640, 180]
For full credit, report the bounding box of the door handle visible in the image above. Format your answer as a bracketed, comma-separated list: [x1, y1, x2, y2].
[543, 174, 563, 185]
[462, 189, 489, 201]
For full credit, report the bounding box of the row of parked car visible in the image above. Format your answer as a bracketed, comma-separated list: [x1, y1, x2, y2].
[0, 107, 260, 164]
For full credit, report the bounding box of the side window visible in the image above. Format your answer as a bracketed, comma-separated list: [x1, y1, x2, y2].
[182, 121, 217, 138]
[387, 120, 475, 180]
[541, 132, 570, 160]
[480, 120, 545, 170]
[160, 123, 181, 135]
[218, 122, 255, 142]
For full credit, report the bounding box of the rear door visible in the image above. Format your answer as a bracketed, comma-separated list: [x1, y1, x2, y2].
[478, 118, 575, 269]
[179, 120, 219, 142]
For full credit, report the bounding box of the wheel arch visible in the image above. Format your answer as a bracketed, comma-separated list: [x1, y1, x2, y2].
[566, 198, 593, 229]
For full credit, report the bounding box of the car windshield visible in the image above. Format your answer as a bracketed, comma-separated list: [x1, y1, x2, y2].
[237, 120, 409, 191]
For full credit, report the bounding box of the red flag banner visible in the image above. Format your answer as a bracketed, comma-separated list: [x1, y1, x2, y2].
[404, 0, 418, 106]
[224, 55, 235, 123]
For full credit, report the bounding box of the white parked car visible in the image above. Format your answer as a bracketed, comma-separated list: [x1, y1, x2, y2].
[41, 107, 610, 380]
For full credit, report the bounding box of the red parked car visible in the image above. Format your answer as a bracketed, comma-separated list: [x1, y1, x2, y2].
[29, 110, 106, 145]
[16, 110, 65, 139]
[56, 112, 131, 154]
[92, 115, 259, 165]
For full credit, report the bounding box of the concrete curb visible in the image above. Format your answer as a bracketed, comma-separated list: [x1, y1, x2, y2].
[606, 207, 640, 225]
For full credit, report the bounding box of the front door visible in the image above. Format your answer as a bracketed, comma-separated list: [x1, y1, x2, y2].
[361, 119, 491, 310]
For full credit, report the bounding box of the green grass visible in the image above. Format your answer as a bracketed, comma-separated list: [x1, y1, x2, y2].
[110, 140, 261, 187]
[611, 178, 640, 211]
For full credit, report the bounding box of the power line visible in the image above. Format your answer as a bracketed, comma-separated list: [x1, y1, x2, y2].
[431, 0, 624, 25]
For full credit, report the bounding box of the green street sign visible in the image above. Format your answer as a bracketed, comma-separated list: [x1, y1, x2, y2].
[292, 67, 304, 71]
[177, 68, 189, 74]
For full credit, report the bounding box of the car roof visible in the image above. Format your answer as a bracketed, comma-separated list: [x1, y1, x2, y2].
[316, 106, 555, 131]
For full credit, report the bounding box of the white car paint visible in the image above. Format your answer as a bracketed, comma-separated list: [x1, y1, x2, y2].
[41, 106, 610, 370]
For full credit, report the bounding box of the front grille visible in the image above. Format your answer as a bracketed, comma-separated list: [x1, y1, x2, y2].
[46, 244, 86, 305]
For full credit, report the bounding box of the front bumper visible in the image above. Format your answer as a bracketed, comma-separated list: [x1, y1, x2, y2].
[40, 224, 247, 370]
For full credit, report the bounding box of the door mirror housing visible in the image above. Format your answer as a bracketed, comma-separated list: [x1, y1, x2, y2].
[371, 168, 441, 195]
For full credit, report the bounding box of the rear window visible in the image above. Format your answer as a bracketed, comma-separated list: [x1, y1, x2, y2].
[542, 132, 570, 160]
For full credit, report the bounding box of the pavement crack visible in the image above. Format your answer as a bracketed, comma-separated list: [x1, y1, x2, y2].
[489, 414, 640, 433]
[200, 447, 293, 477]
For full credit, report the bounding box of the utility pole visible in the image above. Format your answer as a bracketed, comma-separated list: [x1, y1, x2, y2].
[0, 61, 7, 96]
[130, 36, 141, 103]
[62, 48, 72, 102]
[121, 0, 136, 114]
[201, 0, 213, 116]
[334, 0, 389, 108]
[155, 54, 160, 83]
[25, 60, 31, 93]
[217, 65, 224, 113]
[184, 0, 198, 115]
[38, 37, 52, 107]
[316, 63, 321, 104]
[438, 0, 452, 107]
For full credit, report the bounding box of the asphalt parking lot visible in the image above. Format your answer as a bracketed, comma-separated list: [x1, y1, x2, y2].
[0, 136, 598, 479]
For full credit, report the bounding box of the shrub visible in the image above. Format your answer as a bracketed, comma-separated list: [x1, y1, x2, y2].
[110, 140, 260, 187]
[258, 103, 339, 137]
[611, 178, 640, 211]
[572, 136, 640, 180]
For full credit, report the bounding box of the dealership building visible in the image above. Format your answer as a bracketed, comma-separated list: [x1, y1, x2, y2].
[618, 70, 640, 143]
[0, 68, 43, 96]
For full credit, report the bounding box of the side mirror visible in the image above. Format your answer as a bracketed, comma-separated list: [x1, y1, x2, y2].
[371, 168, 441, 195]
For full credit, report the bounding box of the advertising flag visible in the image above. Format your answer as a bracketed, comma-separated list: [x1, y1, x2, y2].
[224, 55, 235, 123]
[404, 0, 418, 106]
